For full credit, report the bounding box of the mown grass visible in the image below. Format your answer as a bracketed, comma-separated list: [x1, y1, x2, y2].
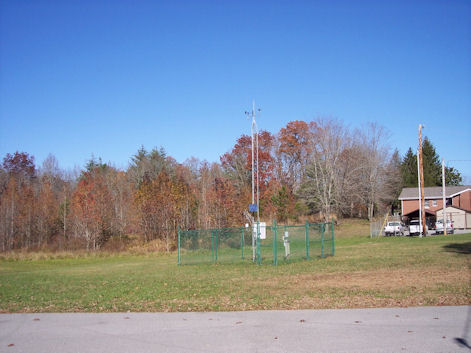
[0, 232, 470, 313]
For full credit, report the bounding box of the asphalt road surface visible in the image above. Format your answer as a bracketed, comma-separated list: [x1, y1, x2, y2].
[1, 306, 470, 353]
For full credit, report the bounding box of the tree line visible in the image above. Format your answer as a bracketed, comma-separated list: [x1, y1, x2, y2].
[0, 118, 462, 251]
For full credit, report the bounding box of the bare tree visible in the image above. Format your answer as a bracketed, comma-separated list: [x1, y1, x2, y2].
[355, 123, 391, 220]
[381, 149, 403, 214]
[298, 118, 351, 221]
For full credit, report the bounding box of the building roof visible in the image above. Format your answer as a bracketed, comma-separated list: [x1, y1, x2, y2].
[398, 185, 471, 200]
[402, 209, 436, 217]
[435, 205, 471, 213]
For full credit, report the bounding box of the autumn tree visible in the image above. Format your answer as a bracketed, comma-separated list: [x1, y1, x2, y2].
[0, 152, 37, 249]
[134, 168, 196, 250]
[36, 154, 67, 247]
[2, 152, 36, 179]
[36, 179, 59, 247]
[220, 135, 252, 191]
[277, 120, 313, 189]
[210, 177, 240, 228]
[0, 177, 19, 250]
[220, 130, 275, 220]
[71, 159, 114, 250]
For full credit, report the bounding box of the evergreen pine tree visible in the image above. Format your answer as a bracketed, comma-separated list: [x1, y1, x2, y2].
[421, 137, 441, 186]
[401, 148, 417, 187]
[401, 137, 463, 187]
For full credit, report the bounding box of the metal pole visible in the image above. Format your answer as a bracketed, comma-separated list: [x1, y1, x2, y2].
[442, 158, 447, 235]
[417, 151, 423, 238]
[273, 220, 277, 266]
[331, 218, 335, 256]
[251, 108, 255, 262]
[305, 221, 309, 260]
[251, 106, 255, 211]
[241, 227, 245, 259]
[321, 223, 325, 258]
[212, 231, 215, 263]
[256, 123, 259, 224]
[177, 226, 181, 265]
[248, 101, 261, 261]
[215, 230, 218, 262]
[256, 221, 261, 265]
[418, 124, 427, 236]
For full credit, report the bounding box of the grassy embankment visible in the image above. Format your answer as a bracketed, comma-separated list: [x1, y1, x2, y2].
[0, 219, 470, 312]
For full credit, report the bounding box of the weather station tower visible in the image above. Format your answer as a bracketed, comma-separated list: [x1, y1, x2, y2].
[245, 101, 261, 262]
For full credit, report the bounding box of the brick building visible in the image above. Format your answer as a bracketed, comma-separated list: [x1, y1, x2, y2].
[398, 185, 471, 228]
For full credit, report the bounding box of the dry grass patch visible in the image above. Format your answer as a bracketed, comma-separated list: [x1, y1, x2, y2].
[276, 267, 471, 291]
[335, 218, 370, 238]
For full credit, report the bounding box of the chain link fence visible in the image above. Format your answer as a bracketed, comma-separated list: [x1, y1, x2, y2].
[370, 215, 403, 238]
[178, 221, 335, 265]
[370, 220, 384, 238]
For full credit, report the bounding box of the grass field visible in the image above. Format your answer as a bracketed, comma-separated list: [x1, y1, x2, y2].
[0, 229, 470, 313]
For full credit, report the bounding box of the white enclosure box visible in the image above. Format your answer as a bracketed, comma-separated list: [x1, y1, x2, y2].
[253, 222, 266, 239]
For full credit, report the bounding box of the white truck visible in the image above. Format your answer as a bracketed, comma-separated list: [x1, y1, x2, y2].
[408, 219, 427, 236]
[383, 221, 405, 236]
[434, 220, 454, 234]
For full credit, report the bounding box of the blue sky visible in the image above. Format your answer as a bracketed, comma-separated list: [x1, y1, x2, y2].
[1, 0, 470, 180]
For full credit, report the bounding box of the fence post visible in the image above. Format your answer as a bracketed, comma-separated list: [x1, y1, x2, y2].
[284, 224, 287, 261]
[321, 223, 325, 258]
[273, 220, 277, 266]
[331, 218, 335, 256]
[305, 221, 309, 260]
[211, 231, 215, 263]
[256, 221, 261, 265]
[177, 226, 181, 265]
[215, 230, 218, 262]
[241, 227, 245, 259]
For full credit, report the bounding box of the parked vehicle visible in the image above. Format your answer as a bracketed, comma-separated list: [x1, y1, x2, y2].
[384, 221, 405, 236]
[434, 220, 454, 234]
[408, 220, 427, 236]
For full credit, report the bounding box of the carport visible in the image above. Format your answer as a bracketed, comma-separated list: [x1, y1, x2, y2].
[402, 209, 436, 227]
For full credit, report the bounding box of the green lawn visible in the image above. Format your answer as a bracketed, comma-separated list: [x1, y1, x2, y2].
[0, 233, 470, 312]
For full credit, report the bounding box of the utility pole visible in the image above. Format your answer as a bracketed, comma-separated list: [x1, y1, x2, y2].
[442, 158, 447, 235]
[418, 124, 426, 236]
[417, 152, 423, 238]
[251, 105, 255, 212]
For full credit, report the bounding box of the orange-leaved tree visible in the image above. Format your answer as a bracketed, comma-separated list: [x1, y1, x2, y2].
[71, 162, 113, 250]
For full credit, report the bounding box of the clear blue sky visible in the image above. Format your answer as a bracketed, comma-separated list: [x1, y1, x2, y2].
[1, 0, 470, 180]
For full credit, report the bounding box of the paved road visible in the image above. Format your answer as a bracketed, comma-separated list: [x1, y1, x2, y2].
[1, 306, 470, 353]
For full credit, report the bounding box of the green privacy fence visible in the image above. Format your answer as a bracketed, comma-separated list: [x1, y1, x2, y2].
[178, 220, 335, 265]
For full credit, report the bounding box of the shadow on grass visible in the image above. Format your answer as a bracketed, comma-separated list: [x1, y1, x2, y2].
[442, 242, 471, 255]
